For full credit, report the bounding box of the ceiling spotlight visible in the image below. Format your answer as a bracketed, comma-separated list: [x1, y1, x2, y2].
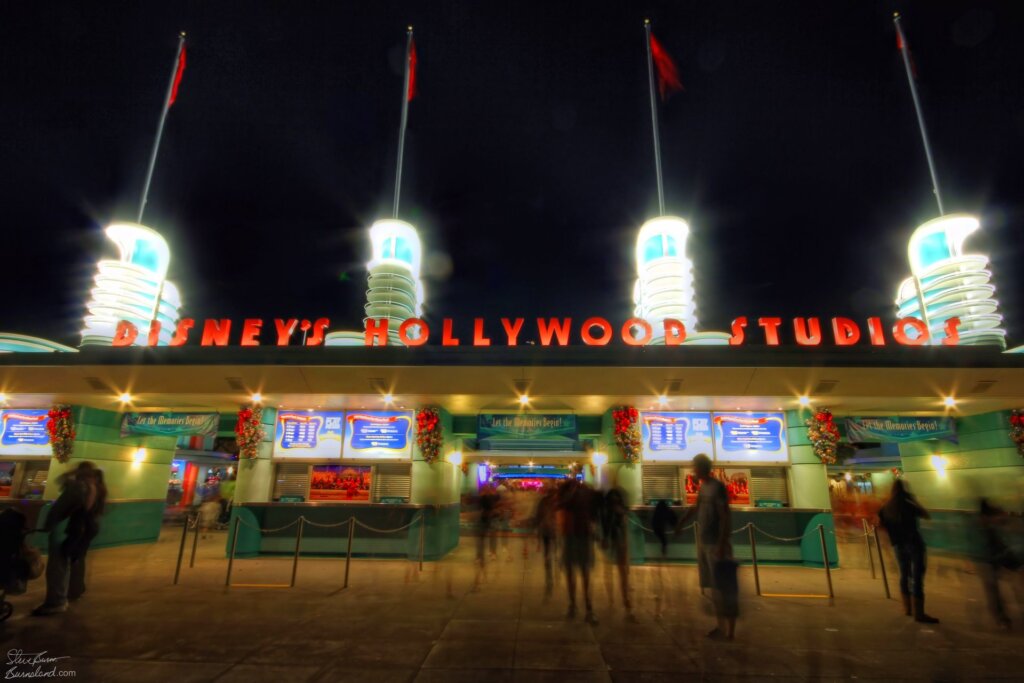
[943, 396, 957, 408]
[0, 393, 7, 403]
[798, 396, 811, 407]
[657, 395, 668, 406]
[118, 392, 133, 404]
[518, 394, 530, 405]
[250, 392, 263, 403]
[383, 393, 394, 404]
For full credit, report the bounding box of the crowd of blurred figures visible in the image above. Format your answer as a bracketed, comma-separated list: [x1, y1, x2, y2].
[463, 455, 1024, 637]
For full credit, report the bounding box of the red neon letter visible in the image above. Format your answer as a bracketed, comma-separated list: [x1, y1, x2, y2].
[580, 317, 612, 346]
[112, 320, 138, 347]
[793, 318, 822, 346]
[866, 317, 886, 346]
[663, 319, 686, 346]
[305, 318, 329, 346]
[942, 316, 961, 346]
[240, 319, 262, 346]
[147, 320, 161, 346]
[398, 318, 429, 346]
[442, 319, 460, 346]
[501, 318, 524, 346]
[729, 317, 748, 346]
[537, 318, 572, 346]
[170, 318, 194, 346]
[892, 317, 929, 346]
[831, 317, 861, 346]
[274, 319, 298, 346]
[472, 318, 491, 346]
[757, 317, 783, 346]
[201, 319, 232, 346]
[622, 318, 653, 346]
[365, 318, 389, 346]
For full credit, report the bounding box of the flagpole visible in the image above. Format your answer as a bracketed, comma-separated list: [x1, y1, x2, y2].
[894, 13, 944, 216]
[643, 19, 666, 217]
[138, 32, 186, 224]
[393, 26, 414, 219]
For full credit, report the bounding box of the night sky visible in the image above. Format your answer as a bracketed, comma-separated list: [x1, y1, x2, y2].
[2, 1, 1023, 345]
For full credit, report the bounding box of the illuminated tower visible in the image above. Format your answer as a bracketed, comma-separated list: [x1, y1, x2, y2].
[325, 219, 425, 346]
[895, 214, 1006, 347]
[80, 223, 183, 346]
[634, 216, 697, 338]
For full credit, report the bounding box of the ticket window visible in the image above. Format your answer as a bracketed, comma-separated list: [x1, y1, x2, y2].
[0, 460, 50, 500]
[272, 462, 412, 503]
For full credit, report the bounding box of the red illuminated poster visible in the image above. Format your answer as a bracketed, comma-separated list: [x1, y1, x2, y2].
[685, 468, 751, 506]
[310, 465, 372, 502]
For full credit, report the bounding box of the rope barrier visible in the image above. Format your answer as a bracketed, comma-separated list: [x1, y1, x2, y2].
[751, 526, 814, 543]
[731, 522, 753, 535]
[354, 513, 424, 534]
[234, 515, 301, 534]
[301, 517, 355, 529]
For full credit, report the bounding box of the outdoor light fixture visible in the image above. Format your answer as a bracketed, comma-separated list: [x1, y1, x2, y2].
[250, 392, 262, 403]
[930, 454, 948, 477]
[943, 396, 957, 408]
[592, 452, 608, 466]
[448, 451, 463, 466]
[80, 223, 183, 347]
[518, 394, 530, 406]
[895, 215, 1006, 348]
[798, 396, 811, 407]
[118, 392, 133, 404]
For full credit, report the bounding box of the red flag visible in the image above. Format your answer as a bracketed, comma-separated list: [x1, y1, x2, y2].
[649, 32, 682, 100]
[168, 45, 187, 107]
[407, 38, 418, 101]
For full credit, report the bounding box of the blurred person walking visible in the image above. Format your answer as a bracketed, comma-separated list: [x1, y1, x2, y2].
[878, 479, 939, 623]
[652, 499, 677, 560]
[558, 478, 598, 624]
[535, 483, 559, 596]
[978, 498, 1022, 629]
[601, 485, 634, 619]
[473, 484, 500, 589]
[33, 462, 107, 616]
[680, 454, 736, 639]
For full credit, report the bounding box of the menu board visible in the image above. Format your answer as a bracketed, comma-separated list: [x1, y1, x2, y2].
[712, 412, 789, 463]
[0, 409, 52, 456]
[273, 411, 344, 459]
[640, 412, 713, 461]
[344, 411, 413, 459]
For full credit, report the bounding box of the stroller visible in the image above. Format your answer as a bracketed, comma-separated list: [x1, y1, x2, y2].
[0, 508, 44, 621]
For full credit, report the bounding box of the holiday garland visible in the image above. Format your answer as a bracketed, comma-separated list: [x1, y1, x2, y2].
[416, 407, 443, 465]
[1010, 409, 1024, 457]
[47, 404, 75, 463]
[612, 406, 641, 464]
[235, 404, 265, 460]
[806, 408, 841, 465]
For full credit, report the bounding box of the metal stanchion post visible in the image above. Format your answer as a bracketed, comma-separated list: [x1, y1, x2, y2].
[694, 522, 703, 596]
[862, 518, 876, 579]
[290, 517, 305, 588]
[173, 512, 190, 585]
[343, 517, 355, 589]
[189, 511, 201, 568]
[873, 527, 891, 599]
[225, 516, 240, 588]
[818, 524, 835, 604]
[747, 524, 761, 596]
[418, 513, 426, 572]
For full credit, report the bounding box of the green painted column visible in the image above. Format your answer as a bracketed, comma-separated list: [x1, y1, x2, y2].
[786, 409, 830, 510]
[411, 406, 459, 505]
[601, 408, 642, 504]
[899, 410, 1022, 510]
[233, 407, 276, 504]
[42, 406, 177, 547]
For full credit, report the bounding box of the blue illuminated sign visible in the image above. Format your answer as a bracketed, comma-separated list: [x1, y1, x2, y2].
[640, 412, 713, 461]
[0, 409, 51, 456]
[274, 411, 344, 459]
[344, 411, 413, 459]
[712, 412, 788, 463]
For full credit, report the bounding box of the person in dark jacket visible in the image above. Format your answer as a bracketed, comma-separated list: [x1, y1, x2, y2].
[651, 500, 677, 559]
[33, 462, 106, 616]
[978, 498, 1021, 629]
[878, 479, 938, 623]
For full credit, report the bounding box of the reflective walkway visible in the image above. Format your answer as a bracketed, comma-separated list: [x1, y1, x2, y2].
[4, 528, 1022, 681]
